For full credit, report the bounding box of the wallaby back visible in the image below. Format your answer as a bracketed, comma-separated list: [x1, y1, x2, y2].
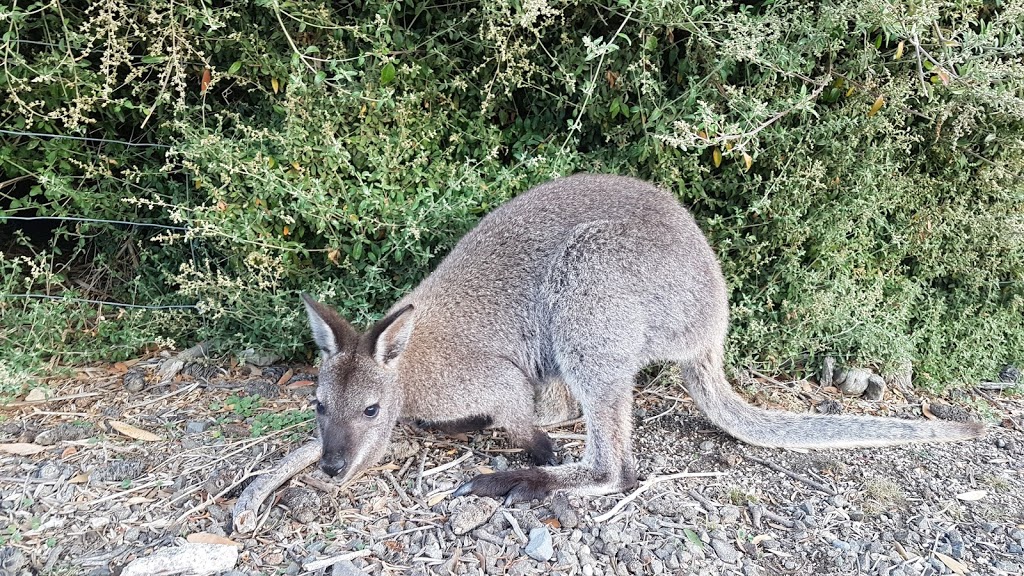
[304, 173, 984, 501]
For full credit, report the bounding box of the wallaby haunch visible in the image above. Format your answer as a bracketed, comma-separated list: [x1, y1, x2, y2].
[302, 174, 985, 502]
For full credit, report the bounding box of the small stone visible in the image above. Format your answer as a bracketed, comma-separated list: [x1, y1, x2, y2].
[945, 529, 965, 559]
[831, 540, 851, 551]
[0, 547, 27, 574]
[835, 368, 872, 396]
[244, 379, 280, 399]
[35, 462, 65, 480]
[120, 543, 238, 576]
[550, 492, 579, 529]
[524, 527, 554, 562]
[422, 542, 442, 560]
[720, 505, 741, 523]
[450, 498, 500, 535]
[35, 423, 94, 446]
[710, 539, 740, 563]
[25, 387, 49, 402]
[491, 455, 510, 471]
[864, 375, 887, 400]
[816, 400, 842, 415]
[123, 369, 147, 392]
[820, 357, 836, 387]
[280, 487, 321, 524]
[331, 560, 363, 576]
[1009, 543, 1023, 555]
[185, 420, 209, 434]
[699, 440, 715, 453]
[849, 510, 864, 521]
[799, 501, 816, 516]
[999, 364, 1021, 383]
[928, 403, 971, 422]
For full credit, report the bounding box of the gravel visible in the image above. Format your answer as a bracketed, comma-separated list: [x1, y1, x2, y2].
[1, 360, 1021, 576]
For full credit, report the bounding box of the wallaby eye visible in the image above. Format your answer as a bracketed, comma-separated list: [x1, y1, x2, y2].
[364, 404, 380, 418]
[315, 400, 326, 415]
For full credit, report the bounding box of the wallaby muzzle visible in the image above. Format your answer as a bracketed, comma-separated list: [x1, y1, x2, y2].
[319, 454, 347, 478]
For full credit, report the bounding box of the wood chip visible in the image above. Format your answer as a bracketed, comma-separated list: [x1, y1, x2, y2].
[275, 369, 294, 387]
[0, 443, 47, 455]
[108, 420, 162, 442]
[956, 490, 987, 501]
[187, 532, 242, 548]
[426, 491, 451, 507]
[933, 551, 968, 574]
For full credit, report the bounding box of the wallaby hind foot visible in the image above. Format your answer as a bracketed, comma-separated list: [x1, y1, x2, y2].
[302, 173, 985, 504]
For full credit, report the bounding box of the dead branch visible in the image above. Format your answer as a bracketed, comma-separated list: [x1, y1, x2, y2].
[232, 440, 322, 534]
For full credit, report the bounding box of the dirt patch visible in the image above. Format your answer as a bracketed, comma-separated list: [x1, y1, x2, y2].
[1, 358, 1022, 575]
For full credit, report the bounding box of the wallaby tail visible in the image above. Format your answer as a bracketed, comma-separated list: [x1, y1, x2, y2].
[681, 352, 985, 449]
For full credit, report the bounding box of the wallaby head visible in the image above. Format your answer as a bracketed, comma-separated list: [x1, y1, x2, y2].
[301, 293, 415, 482]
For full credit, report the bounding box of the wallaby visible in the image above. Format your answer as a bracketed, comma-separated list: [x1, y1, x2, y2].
[302, 173, 985, 502]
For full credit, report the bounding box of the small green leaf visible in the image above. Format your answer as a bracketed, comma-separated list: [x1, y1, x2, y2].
[141, 55, 166, 64]
[314, 71, 327, 85]
[684, 528, 704, 549]
[380, 62, 396, 85]
[228, 61, 242, 74]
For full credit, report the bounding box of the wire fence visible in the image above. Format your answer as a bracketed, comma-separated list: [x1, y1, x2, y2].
[1, 129, 199, 311]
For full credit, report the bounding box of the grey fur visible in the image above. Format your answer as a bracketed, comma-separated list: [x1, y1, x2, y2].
[303, 174, 984, 501]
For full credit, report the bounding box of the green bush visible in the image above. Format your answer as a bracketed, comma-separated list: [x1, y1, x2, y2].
[1, 0, 1021, 393]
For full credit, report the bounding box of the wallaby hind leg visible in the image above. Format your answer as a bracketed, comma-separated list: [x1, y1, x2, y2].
[454, 379, 637, 501]
[455, 220, 647, 502]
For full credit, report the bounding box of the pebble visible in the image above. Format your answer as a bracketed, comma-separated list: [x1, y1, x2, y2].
[945, 528, 964, 559]
[831, 540, 851, 551]
[710, 538, 740, 564]
[491, 455, 509, 471]
[864, 375, 886, 400]
[35, 462, 64, 480]
[524, 527, 553, 562]
[185, 420, 209, 434]
[550, 492, 580, 529]
[450, 498, 500, 535]
[331, 561, 364, 573]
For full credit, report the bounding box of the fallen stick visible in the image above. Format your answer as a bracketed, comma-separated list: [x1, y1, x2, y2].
[302, 549, 372, 571]
[743, 453, 837, 496]
[232, 440, 322, 534]
[593, 471, 726, 523]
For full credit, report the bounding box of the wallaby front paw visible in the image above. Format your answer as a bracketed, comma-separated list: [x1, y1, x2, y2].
[453, 469, 554, 504]
[526, 430, 558, 466]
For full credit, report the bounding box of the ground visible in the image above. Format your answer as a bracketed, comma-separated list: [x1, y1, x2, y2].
[0, 356, 1021, 576]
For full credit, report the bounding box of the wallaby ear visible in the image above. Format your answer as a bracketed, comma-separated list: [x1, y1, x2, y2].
[301, 293, 356, 357]
[367, 304, 415, 368]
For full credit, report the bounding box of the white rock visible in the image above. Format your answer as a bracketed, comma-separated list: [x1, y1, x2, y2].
[120, 543, 238, 576]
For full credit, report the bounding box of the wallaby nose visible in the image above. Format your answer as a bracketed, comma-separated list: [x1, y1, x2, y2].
[320, 456, 347, 477]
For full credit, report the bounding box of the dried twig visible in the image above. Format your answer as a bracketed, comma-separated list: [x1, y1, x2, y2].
[1, 392, 101, 409]
[420, 451, 473, 478]
[594, 471, 727, 522]
[742, 453, 836, 496]
[232, 440, 322, 533]
[301, 549, 372, 571]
